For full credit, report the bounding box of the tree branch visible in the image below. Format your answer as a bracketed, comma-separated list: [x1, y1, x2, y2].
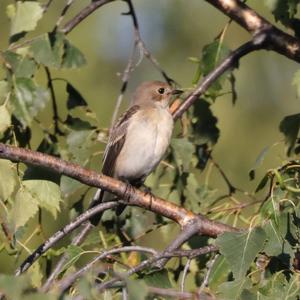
[173, 38, 264, 119]
[94, 245, 218, 294]
[206, 0, 300, 62]
[0, 143, 237, 236]
[61, 0, 115, 35]
[15, 201, 118, 276]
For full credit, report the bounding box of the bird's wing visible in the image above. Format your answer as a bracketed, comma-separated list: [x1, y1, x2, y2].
[102, 105, 140, 176]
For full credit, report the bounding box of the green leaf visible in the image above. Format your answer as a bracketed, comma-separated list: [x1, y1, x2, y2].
[22, 180, 62, 218]
[208, 255, 230, 290]
[28, 262, 43, 288]
[12, 184, 39, 230]
[0, 105, 11, 133]
[171, 138, 195, 173]
[201, 41, 231, 75]
[60, 175, 84, 198]
[0, 274, 29, 299]
[3, 51, 36, 78]
[7, 1, 43, 36]
[216, 227, 267, 279]
[144, 270, 172, 289]
[218, 278, 251, 300]
[127, 279, 148, 300]
[64, 245, 84, 270]
[30, 34, 58, 67]
[62, 39, 86, 69]
[0, 159, 19, 201]
[279, 113, 300, 156]
[12, 78, 50, 127]
[0, 81, 9, 105]
[265, 0, 299, 24]
[263, 214, 294, 258]
[199, 41, 231, 95]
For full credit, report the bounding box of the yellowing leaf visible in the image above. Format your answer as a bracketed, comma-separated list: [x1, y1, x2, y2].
[8, 1, 43, 36]
[0, 105, 11, 133]
[13, 185, 39, 230]
[0, 159, 18, 201]
[22, 180, 62, 218]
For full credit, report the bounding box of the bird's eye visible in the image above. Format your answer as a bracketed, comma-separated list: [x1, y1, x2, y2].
[158, 88, 165, 94]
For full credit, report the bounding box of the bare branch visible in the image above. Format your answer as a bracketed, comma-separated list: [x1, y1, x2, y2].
[206, 0, 300, 62]
[57, 245, 158, 293]
[61, 0, 115, 35]
[15, 201, 118, 276]
[94, 245, 218, 294]
[0, 143, 237, 236]
[54, 0, 77, 32]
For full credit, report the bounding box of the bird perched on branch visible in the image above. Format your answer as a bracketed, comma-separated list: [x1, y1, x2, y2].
[90, 80, 182, 225]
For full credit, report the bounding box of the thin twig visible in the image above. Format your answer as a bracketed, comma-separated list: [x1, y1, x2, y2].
[53, 0, 77, 32]
[43, 0, 55, 13]
[44, 67, 63, 135]
[180, 258, 191, 292]
[199, 253, 219, 293]
[148, 286, 195, 299]
[124, 0, 175, 84]
[62, 0, 115, 35]
[110, 43, 136, 127]
[15, 201, 118, 276]
[57, 245, 158, 293]
[93, 245, 218, 295]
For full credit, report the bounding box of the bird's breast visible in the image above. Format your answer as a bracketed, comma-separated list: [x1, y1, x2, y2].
[115, 107, 173, 181]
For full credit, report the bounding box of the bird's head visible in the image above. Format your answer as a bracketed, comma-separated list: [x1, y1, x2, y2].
[133, 81, 182, 109]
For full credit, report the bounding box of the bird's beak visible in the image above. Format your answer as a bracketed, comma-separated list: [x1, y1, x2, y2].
[171, 89, 183, 95]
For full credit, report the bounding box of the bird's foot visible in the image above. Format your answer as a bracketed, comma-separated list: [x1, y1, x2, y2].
[141, 185, 154, 210]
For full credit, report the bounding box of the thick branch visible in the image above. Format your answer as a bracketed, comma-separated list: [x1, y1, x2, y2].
[206, 0, 300, 62]
[62, 0, 115, 34]
[0, 143, 236, 236]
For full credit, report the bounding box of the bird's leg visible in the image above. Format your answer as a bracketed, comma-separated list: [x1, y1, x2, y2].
[123, 181, 134, 203]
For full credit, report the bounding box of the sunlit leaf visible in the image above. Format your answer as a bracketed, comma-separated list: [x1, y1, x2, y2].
[12, 184, 39, 230]
[7, 1, 43, 37]
[0, 105, 11, 133]
[0, 159, 18, 201]
[0, 81, 9, 105]
[22, 180, 62, 218]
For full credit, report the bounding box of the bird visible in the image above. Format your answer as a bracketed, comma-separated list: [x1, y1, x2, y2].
[90, 80, 182, 225]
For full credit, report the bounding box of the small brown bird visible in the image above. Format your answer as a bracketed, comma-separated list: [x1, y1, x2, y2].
[90, 81, 182, 224]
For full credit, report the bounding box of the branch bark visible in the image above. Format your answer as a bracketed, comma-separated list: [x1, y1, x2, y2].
[205, 0, 300, 62]
[0, 143, 237, 237]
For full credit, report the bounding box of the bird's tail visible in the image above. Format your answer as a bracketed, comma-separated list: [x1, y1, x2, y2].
[88, 189, 106, 226]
